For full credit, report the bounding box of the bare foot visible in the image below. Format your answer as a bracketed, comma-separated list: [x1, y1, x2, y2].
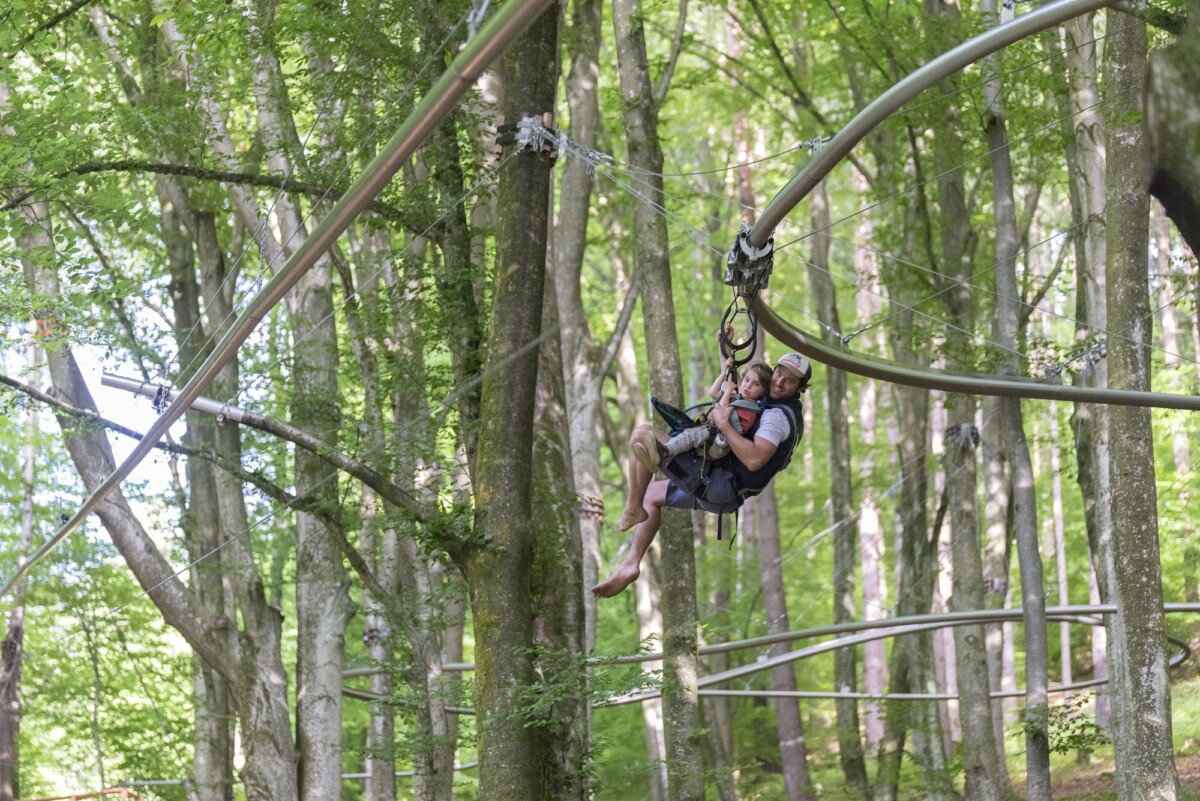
[618, 505, 649, 531]
[591, 563, 640, 597]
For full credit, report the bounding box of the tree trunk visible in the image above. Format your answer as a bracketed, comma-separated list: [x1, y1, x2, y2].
[457, 9, 559, 798]
[874, 307, 934, 801]
[635, 550, 669, 801]
[979, 1, 1034, 794]
[808, 179, 866, 799]
[611, 1, 702, 797]
[555, 0, 605, 663]
[531, 252, 589, 800]
[162, 198, 236, 801]
[853, 197, 887, 750]
[1146, 9, 1200, 256]
[0, 334, 37, 801]
[1057, 9, 1114, 734]
[1105, 14, 1179, 797]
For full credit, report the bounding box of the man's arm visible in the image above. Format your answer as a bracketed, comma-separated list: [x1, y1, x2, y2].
[712, 400, 778, 471]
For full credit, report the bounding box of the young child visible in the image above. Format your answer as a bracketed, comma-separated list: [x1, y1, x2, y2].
[634, 360, 773, 471]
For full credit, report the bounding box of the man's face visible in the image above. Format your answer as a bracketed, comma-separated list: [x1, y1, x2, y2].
[770, 366, 802, 399]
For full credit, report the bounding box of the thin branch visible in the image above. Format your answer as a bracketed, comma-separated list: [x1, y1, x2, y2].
[1019, 236, 1067, 332]
[820, 0, 893, 82]
[743, 0, 811, 103]
[682, 45, 799, 131]
[598, 269, 642, 379]
[62, 204, 159, 380]
[654, 0, 689, 105]
[3, 0, 93, 59]
[2, 369, 404, 612]
[0, 371, 296, 511]
[2, 161, 408, 224]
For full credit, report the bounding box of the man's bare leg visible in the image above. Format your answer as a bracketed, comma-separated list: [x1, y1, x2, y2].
[618, 424, 668, 531]
[593, 480, 669, 597]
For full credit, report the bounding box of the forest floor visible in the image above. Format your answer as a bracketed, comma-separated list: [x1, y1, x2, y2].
[1031, 752, 1200, 799]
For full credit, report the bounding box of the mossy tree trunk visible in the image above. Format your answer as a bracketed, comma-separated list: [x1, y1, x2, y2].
[456, 8, 560, 799]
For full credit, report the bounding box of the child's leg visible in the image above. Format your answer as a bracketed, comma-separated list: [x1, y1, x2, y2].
[662, 424, 711, 458]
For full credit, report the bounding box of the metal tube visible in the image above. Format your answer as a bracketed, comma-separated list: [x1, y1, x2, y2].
[101, 373, 247, 423]
[757, 299, 1200, 409]
[748, 0, 1109, 246]
[0, 0, 555, 601]
[602, 607, 1200, 707]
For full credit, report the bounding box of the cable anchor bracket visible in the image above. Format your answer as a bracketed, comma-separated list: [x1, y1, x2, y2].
[725, 223, 775, 296]
[496, 112, 559, 162]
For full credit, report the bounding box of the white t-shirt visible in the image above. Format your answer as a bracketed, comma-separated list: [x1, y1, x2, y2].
[754, 407, 790, 447]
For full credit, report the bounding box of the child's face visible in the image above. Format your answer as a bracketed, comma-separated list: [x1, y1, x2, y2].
[739, 371, 766, 400]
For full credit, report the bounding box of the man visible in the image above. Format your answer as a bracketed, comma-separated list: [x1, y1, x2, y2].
[592, 353, 811, 597]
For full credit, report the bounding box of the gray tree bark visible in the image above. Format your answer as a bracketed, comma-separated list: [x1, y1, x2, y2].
[611, 1, 703, 797]
[1056, 10, 1114, 733]
[456, 9, 559, 798]
[241, 6, 355, 794]
[0, 331, 37, 801]
[874, 304, 935, 801]
[1147, 6, 1200, 257]
[980, 2, 1042, 794]
[555, 0, 606, 663]
[531, 252, 589, 800]
[1106, 14, 1179, 798]
[807, 180, 865, 800]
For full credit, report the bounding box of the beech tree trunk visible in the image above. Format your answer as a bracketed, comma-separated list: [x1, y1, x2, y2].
[874, 304, 934, 801]
[611, 1, 703, 797]
[808, 180, 865, 799]
[531, 256, 589, 800]
[0, 333, 36, 801]
[1106, 14, 1179, 797]
[555, 0, 606, 661]
[981, 1, 1041, 793]
[1057, 9, 1114, 733]
[1146, 9, 1200, 256]
[457, 9, 559, 798]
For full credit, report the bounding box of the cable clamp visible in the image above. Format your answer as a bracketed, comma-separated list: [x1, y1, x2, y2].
[496, 113, 559, 161]
[804, 135, 833, 154]
[725, 222, 775, 292]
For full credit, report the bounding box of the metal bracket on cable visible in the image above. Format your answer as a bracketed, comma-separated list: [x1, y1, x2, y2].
[496, 113, 559, 161]
[725, 222, 775, 295]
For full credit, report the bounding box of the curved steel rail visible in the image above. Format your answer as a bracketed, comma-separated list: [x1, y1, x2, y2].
[757, 300, 1200, 410]
[748, 0, 1109, 245]
[341, 604, 1199, 707]
[0, 0, 555, 601]
[742, 0, 1200, 409]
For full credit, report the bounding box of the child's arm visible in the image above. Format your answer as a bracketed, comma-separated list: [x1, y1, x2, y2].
[709, 323, 737, 399]
[708, 356, 735, 399]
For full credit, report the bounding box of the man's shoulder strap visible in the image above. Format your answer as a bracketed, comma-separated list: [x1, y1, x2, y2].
[765, 396, 804, 468]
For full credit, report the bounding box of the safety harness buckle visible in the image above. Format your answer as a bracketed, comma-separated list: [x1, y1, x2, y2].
[725, 222, 774, 294]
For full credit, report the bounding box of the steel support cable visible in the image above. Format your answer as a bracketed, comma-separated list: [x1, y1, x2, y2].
[0, 0, 555, 603]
